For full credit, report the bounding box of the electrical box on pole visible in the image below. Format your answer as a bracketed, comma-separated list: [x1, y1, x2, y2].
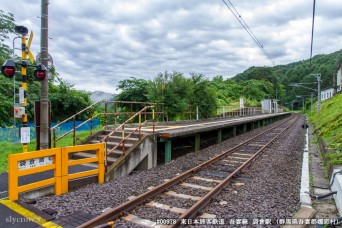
[14, 107, 25, 118]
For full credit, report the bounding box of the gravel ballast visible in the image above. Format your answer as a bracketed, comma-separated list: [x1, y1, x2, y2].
[34, 115, 305, 226]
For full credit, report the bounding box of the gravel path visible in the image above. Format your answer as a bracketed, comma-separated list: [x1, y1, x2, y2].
[34, 114, 305, 227]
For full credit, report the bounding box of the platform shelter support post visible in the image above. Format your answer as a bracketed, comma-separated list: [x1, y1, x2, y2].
[233, 126, 236, 136]
[165, 140, 171, 163]
[195, 134, 200, 151]
[159, 138, 172, 163]
[217, 129, 222, 143]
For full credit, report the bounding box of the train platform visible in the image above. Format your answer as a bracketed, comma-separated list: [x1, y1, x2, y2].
[0, 198, 96, 227]
[136, 112, 290, 138]
[0, 199, 56, 227]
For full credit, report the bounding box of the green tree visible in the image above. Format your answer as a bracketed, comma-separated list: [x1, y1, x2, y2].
[240, 79, 274, 101]
[190, 73, 218, 118]
[116, 77, 149, 112]
[0, 10, 15, 58]
[0, 10, 16, 126]
[147, 71, 193, 120]
[49, 75, 91, 121]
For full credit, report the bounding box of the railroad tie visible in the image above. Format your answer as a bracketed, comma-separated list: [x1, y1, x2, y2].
[146, 201, 186, 213]
[222, 159, 244, 164]
[228, 156, 250, 160]
[180, 182, 214, 191]
[164, 191, 202, 201]
[191, 176, 222, 183]
[121, 214, 162, 227]
[232, 152, 252, 157]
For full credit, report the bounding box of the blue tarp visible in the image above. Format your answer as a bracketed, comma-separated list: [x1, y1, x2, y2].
[0, 118, 101, 143]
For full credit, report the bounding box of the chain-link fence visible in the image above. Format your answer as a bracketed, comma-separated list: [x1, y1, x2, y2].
[0, 118, 101, 143]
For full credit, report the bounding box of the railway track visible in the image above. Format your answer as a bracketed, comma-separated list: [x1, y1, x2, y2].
[80, 115, 299, 228]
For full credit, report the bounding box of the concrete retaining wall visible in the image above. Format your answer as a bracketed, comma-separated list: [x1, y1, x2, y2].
[105, 135, 157, 181]
[315, 131, 342, 216]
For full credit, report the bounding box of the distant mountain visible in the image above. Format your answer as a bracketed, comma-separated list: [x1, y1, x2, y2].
[90, 91, 116, 102]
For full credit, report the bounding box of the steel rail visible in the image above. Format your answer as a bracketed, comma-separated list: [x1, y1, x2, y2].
[171, 116, 299, 227]
[79, 115, 297, 228]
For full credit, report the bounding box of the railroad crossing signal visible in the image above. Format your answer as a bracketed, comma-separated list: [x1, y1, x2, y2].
[27, 31, 35, 64]
[33, 64, 47, 81]
[1, 59, 16, 78]
[0, 25, 49, 152]
[0, 53, 47, 81]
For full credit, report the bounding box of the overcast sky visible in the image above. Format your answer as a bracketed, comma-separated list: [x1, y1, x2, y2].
[1, 0, 341, 93]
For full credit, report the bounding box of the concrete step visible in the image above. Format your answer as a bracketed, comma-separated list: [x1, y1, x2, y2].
[106, 148, 124, 157]
[95, 135, 139, 143]
[106, 124, 140, 129]
[103, 130, 141, 138]
[90, 140, 134, 148]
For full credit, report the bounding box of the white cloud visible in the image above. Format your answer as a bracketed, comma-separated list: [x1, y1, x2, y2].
[1, 0, 341, 93]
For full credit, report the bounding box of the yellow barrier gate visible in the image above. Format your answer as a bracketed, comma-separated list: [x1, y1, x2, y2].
[8, 143, 105, 201]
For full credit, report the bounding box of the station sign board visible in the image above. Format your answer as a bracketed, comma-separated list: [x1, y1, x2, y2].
[18, 156, 53, 170]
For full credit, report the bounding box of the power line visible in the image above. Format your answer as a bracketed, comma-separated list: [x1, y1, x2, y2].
[222, 0, 275, 66]
[309, 0, 316, 69]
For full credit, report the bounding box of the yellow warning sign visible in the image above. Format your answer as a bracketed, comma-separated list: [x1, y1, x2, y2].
[27, 31, 35, 64]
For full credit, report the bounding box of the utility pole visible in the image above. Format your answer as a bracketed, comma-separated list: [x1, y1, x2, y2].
[40, 0, 49, 149]
[310, 73, 321, 115]
[317, 74, 321, 115]
[289, 76, 321, 115]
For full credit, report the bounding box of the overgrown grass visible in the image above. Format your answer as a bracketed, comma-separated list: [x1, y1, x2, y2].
[0, 127, 103, 174]
[0, 141, 37, 174]
[307, 93, 342, 167]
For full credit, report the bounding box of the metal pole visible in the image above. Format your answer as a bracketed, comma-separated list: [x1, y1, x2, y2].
[21, 34, 28, 152]
[40, 0, 49, 149]
[196, 106, 199, 120]
[12, 36, 20, 127]
[317, 74, 321, 115]
[310, 93, 313, 112]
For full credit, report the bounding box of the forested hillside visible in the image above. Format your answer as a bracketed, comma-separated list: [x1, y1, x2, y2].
[234, 50, 342, 105]
[115, 50, 341, 120]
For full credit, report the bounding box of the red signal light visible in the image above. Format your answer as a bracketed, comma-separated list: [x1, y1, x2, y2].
[4, 67, 15, 76]
[1, 59, 16, 78]
[36, 71, 46, 80]
[33, 64, 47, 81]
